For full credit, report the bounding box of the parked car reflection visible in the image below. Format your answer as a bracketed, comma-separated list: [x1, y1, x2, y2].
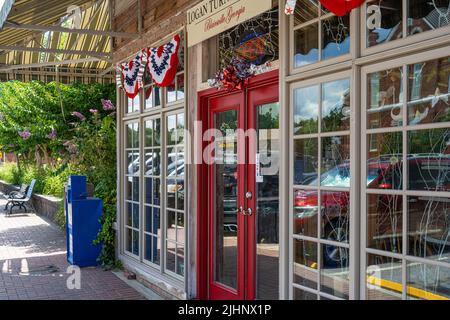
[295, 154, 450, 268]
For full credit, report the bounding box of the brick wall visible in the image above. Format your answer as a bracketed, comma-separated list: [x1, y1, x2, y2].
[112, 0, 202, 63]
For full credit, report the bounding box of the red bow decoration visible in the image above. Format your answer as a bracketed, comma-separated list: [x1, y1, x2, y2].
[319, 0, 365, 17]
[221, 67, 245, 92]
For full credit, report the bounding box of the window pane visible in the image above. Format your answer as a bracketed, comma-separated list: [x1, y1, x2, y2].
[145, 206, 152, 233]
[322, 79, 351, 132]
[132, 230, 139, 256]
[367, 194, 403, 253]
[408, 57, 450, 125]
[293, 239, 318, 289]
[320, 244, 350, 299]
[145, 178, 152, 204]
[126, 202, 132, 227]
[321, 136, 350, 187]
[153, 178, 161, 206]
[321, 15, 350, 60]
[367, 132, 403, 190]
[294, 85, 319, 135]
[294, 0, 319, 25]
[408, 129, 450, 192]
[367, 68, 404, 128]
[366, 0, 403, 47]
[294, 139, 319, 186]
[167, 115, 177, 145]
[294, 24, 319, 68]
[126, 228, 132, 253]
[153, 207, 161, 235]
[132, 177, 139, 202]
[177, 74, 185, 100]
[294, 288, 317, 300]
[132, 203, 139, 229]
[154, 118, 161, 147]
[167, 211, 176, 242]
[145, 120, 153, 147]
[145, 87, 154, 109]
[408, 0, 450, 36]
[322, 191, 350, 244]
[127, 95, 140, 113]
[294, 190, 318, 238]
[144, 234, 152, 261]
[177, 245, 185, 276]
[167, 81, 177, 104]
[366, 254, 402, 300]
[407, 263, 450, 300]
[166, 241, 176, 273]
[167, 180, 176, 209]
[408, 196, 450, 263]
[177, 114, 185, 144]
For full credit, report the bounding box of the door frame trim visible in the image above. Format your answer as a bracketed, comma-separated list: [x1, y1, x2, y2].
[197, 70, 279, 300]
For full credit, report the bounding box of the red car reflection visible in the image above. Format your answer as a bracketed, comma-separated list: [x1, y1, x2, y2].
[295, 154, 450, 267]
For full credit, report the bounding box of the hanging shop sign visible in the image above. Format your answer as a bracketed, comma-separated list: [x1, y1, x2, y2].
[187, 0, 272, 47]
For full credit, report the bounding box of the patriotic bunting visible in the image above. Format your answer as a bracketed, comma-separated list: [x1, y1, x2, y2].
[146, 34, 181, 87]
[117, 51, 147, 99]
[319, 0, 365, 17]
[117, 34, 181, 97]
[285, 0, 365, 17]
[285, 0, 296, 15]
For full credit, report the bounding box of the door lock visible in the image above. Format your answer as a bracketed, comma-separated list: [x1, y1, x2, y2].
[239, 206, 253, 216]
[245, 191, 253, 199]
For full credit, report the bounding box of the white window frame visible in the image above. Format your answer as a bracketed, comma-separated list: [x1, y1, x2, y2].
[360, 45, 450, 300]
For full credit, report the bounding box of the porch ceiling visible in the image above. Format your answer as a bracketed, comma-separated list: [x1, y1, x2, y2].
[0, 0, 115, 72]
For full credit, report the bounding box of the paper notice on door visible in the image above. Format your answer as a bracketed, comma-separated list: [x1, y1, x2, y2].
[256, 153, 263, 183]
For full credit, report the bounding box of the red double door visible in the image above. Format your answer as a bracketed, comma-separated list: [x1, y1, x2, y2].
[200, 74, 279, 300]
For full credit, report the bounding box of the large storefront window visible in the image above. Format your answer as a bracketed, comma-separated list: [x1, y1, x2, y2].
[363, 54, 450, 300]
[365, 0, 450, 48]
[292, 76, 351, 300]
[121, 33, 186, 284]
[292, 0, 350, 68]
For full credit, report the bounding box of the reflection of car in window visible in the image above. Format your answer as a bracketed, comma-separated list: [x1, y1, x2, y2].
[295, 153, 450, 268]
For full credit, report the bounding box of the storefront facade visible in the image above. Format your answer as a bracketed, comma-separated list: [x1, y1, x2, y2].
[114, 0, 450, 300]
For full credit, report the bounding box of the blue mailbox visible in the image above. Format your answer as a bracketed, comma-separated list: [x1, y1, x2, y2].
[65, 175, 103, 267]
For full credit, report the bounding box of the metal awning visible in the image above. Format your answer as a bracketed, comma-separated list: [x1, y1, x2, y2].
[0, 0, 137, 74]
[0, 0, 14, 30]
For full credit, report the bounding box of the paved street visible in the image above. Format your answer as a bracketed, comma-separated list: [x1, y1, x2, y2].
[0, 199, 146, 300]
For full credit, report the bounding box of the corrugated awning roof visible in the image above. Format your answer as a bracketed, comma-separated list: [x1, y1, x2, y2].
[0, 0, 115, 72]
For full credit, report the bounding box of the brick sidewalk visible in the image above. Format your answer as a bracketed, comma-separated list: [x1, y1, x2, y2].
[0, 199, 145, 300]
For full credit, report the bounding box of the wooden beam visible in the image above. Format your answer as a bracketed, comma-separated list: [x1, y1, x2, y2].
[0, 45, 111, 59]
[3, 21, 139, 39]
[0, 57, 105, 71]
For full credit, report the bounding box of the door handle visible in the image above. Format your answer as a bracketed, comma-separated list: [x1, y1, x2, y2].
[239, 206, 253, 216]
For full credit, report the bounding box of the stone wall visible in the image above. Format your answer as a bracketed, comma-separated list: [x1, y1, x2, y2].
[0, 180, 62, 224]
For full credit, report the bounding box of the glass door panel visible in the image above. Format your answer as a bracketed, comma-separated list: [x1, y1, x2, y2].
[255, 102, 280, 300]
[214, 110, 239, 290]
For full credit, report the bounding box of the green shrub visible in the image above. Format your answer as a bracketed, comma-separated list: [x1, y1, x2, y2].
[0, 163, 23, 185]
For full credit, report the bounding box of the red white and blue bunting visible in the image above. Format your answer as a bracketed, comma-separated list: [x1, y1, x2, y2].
[117, 50, 147, 99]
[146, 34, 181, 87]
[117, 34, 181, 98]
[285, 0, 365, 17]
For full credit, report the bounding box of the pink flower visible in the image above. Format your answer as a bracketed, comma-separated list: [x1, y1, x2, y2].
[89, 109, 98, 114]
[101, 99, 116, 111]
[71, 111, 86, 121]
[19, 130, 31, 140]
[47, 129, 57, 140]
